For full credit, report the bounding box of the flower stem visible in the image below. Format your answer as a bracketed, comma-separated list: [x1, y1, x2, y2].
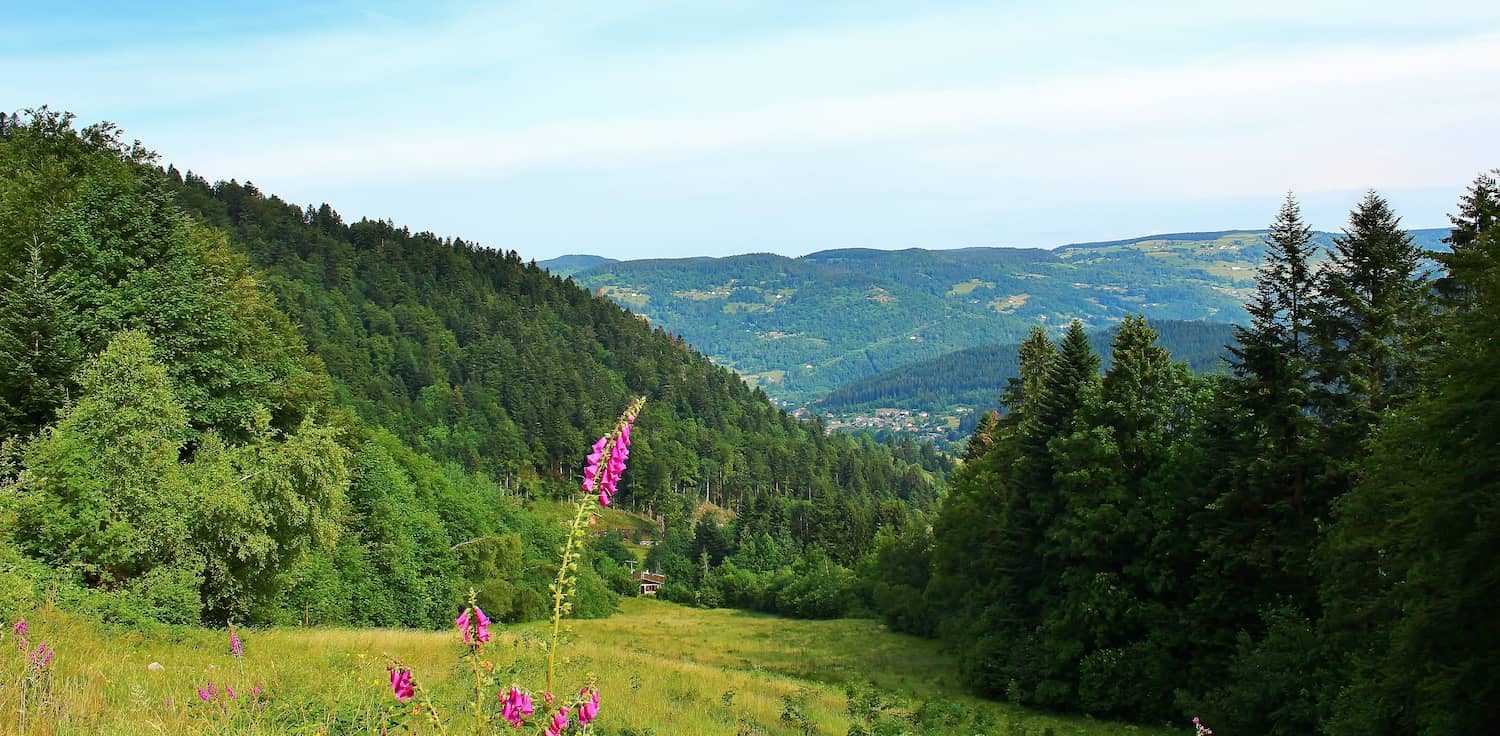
[547, 490, 599, 694]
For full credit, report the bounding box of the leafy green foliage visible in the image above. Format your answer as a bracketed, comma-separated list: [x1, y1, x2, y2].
[0, 109, 937, 629]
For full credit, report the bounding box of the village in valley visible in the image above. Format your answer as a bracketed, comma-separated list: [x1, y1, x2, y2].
[788, 405, 971, 447]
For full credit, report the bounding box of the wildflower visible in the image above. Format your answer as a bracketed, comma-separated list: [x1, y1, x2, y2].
[12, 620, 27, 637]
[545, 707, 570, 736]
[499, 687, 534, 728]
[226, 686, 238, 701]
[388, 667, 415, 703]
[455, 607, 473, 644]
[582, 436, 607, 492]
[30, 643, 53, 670]
[1193, 716, 1214, 736]
[197, 683, 218, 702]
[474, 605, 492, 644]
[229, 627, 244, 657]
[578, 687, 600, 726]
[252, 683, 263, 697]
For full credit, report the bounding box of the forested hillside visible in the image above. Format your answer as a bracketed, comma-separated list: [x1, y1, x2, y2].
[821, 319, 1237, 412]
[863, 179, 1500, 736]
[566, 229, 1446, 404]
[0, 110, 939, 631]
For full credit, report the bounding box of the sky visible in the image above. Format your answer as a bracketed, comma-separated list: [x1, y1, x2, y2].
[7, 1, 1500, 260]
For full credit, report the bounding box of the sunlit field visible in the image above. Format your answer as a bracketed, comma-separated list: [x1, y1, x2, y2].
[6, 598, 1175, 735]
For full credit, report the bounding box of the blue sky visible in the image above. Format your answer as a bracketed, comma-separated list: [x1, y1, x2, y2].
[8, 1, 1499, 260]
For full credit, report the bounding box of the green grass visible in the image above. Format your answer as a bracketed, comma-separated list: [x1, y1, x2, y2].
[946, 279, 996, 297]
[5, 599, 1176, 735]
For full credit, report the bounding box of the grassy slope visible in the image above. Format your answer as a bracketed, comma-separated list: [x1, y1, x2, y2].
[8, 598, 1173, 735]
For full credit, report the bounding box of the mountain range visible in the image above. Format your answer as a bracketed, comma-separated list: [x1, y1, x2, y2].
[548, 228, 1448, 406]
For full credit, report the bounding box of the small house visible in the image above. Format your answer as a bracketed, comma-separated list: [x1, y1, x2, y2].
[632, 570, 667, 596]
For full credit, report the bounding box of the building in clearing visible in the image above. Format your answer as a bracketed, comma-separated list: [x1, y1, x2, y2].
[631, 570, 666, 596]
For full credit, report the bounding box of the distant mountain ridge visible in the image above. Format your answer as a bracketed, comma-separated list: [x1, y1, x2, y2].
[563, 227, 1449, 405]
[819, 319, 1240, 414]
[537, 253, 619, 276]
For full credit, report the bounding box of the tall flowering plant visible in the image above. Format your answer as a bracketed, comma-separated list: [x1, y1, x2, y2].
[380, 397, 643, 735]
[5, 619, 55, 734]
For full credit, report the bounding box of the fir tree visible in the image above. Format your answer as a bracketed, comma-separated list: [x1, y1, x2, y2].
[1435, 169, 1500, 306]
[1313, 191, 1430, 449]
[1193, 196, 1327, 727]
[0, 245, 81, 436]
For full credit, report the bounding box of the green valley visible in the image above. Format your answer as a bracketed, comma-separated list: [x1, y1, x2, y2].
[560, 229, 1448, 406]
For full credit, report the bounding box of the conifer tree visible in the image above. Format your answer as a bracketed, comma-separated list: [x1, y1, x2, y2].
[1313, 191, 1430, 457]
[1101, 315, 1190, 478]
[0, 245, 80, 436]
[1219, 193, 1321, 528]
[1435, 169, 1499, 306]
[1030, 320, 1100, 446]
[990, 325, 1056, 455]
[1193, 196, 1326, 721]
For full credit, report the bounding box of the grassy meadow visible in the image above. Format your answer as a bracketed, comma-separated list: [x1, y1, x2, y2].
[4, 598, 1176, 736]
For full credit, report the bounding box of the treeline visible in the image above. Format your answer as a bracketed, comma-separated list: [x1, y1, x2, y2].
[866, 182, 1500, 735]
[0, 110, 939, 629]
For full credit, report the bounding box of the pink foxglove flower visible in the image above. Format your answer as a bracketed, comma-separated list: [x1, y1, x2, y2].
[229, 628, 244, 657]
[545, 707, 570, 736]
[499, 687, 534, 728]
[197, 683, 218, 702]
[474, 605, 492, 643]
[578, 687, 600, 726]
[455, 607, 473, 644]
[12, 620, 27, 637]
[582, 436, 607, 492]
[388, 667, 415, 702]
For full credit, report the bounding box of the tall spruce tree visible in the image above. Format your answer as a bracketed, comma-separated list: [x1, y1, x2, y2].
[0, 245, 80, 436]
[1192, 195, 1326, 730]
[1435, 169, 1499, 306]
[1312, 191, 1430, 464]
[991, 325, 1057, 455]
[1218, 192, 1321, 551]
